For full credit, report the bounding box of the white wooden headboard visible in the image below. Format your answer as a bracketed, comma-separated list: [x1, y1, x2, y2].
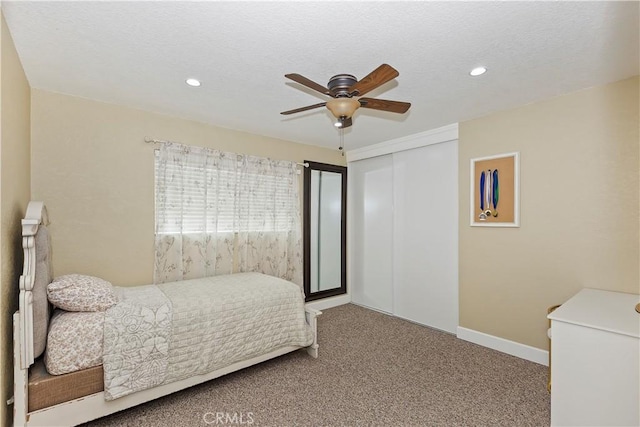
[18, 201, 49, 369]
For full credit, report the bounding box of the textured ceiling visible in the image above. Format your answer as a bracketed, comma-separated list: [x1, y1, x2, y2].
[3, 1, 639, 151]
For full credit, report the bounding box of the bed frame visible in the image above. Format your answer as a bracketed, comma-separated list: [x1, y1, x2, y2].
[12, 201, 321, 427]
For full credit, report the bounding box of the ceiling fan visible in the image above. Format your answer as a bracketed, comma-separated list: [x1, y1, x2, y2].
[281, 64, 410, 129]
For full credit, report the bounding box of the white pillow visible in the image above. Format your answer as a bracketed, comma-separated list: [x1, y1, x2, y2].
[47, 274, 117, 312]
[45, 309, 104, 375]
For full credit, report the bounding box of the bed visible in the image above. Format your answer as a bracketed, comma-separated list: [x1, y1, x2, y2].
[13, 201, 321, 427]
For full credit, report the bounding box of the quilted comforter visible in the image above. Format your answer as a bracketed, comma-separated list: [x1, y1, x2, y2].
[102, 272, 313, 400]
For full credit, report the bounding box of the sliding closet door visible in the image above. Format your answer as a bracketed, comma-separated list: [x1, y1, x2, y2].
[349, 154, 394, 313]
[392, 141, 458, 333]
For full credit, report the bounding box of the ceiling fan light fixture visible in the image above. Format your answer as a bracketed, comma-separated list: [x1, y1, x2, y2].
[326, 97, 360, 119]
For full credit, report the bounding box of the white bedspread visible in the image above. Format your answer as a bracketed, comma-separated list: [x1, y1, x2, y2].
[103, 273, 313, 400]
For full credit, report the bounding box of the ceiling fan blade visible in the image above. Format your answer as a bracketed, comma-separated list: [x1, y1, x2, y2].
[285, 74, 331, 96]
[336, 116, 353, 129]
[280, 102, 327, 115]
[348, 64, 399, 96]
[359, 98, 411, 114]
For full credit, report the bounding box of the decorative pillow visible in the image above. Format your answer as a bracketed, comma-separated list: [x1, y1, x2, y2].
[47, 274, 117, 312]
[45, 309, 104, 375]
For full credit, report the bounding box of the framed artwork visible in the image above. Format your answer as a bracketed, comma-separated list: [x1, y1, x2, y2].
[470, 152, 519, 227]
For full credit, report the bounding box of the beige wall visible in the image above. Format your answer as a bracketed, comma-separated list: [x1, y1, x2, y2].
[459, 76, 639, 350]
[31, 89, 345, 287]
[0, 12, 31, 427]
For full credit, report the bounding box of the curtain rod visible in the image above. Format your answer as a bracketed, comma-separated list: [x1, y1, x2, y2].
[144, 137, 309, 168]
[144, 136, 175, 145]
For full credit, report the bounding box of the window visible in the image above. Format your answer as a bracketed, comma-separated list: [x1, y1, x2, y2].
[153, 143, 302, 284]
[155, 149, 298, 234]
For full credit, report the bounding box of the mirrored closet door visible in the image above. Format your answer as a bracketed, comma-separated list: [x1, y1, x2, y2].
[303, 161, 347, 302]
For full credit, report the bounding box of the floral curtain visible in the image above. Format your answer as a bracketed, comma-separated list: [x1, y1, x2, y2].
[154, 143, 303, 287]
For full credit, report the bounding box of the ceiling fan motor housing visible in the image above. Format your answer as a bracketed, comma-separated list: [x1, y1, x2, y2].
[328, 74, 357, 97]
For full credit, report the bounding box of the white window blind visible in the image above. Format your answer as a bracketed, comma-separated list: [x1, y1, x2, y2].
[155, 150, 295, 234]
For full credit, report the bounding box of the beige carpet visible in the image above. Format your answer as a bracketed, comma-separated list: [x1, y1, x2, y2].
[84, 304, 550, 426]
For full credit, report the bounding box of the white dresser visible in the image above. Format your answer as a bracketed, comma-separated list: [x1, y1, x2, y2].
[548, 288, 640, 426]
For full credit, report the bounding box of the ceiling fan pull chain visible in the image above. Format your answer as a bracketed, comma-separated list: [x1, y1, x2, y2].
[338, 128, 344, 156]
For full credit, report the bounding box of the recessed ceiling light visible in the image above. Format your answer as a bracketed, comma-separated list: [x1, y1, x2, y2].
[470, 67, 487, 77]
[185, 78, 201, 87]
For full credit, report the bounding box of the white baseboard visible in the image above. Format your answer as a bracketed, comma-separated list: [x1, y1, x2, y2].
[457, 327, 549, 366]
[306, 294, 351, 311]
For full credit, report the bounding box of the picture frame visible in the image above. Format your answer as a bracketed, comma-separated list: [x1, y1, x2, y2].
[470, 152, 520, 227]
